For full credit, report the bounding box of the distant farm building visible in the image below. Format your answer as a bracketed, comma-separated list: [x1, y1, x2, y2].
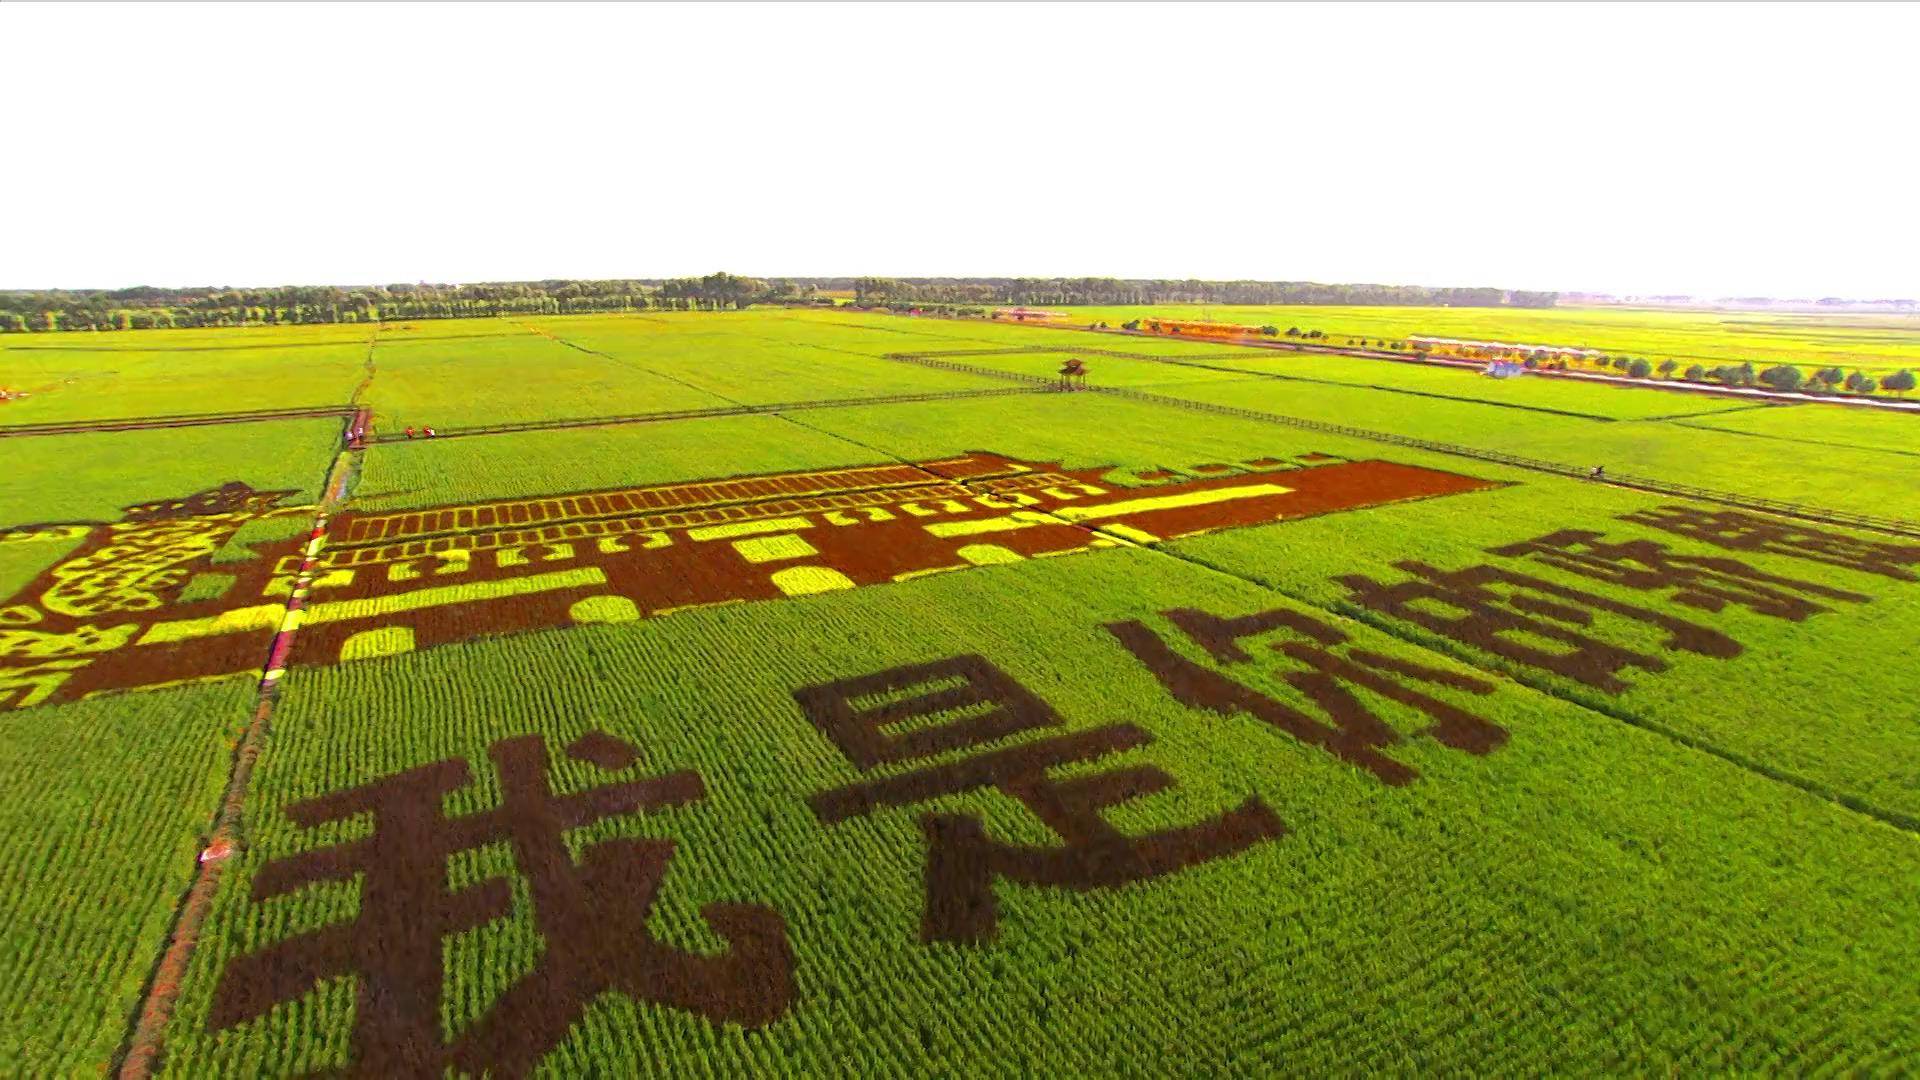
[1057, 357, 1088, 391]
[1409, 336, 1605, 362]
[1140, 318, 1261, 341]
[991, 307, 1071, 322]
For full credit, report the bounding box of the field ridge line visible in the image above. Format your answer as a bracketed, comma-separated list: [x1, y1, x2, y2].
[1096, 384, 1920, 538]
[917, 344, 1627, 422]
[1667, 419, 1920, 461]
[960, 312, 1920, 413]
[365, 385, 1044, 443]
[0, 404, 358, 439]
[112, 342, 378, 1078]
[878, 348, 1920, 538]
[520, 322, 1009, 483]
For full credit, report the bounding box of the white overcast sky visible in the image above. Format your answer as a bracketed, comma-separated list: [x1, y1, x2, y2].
[3, 1, 1915, 298]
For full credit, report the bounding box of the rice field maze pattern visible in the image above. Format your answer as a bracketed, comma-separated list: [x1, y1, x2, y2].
[0, 453, 1501, 709]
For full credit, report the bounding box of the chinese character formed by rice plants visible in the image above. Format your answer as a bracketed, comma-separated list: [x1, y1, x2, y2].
[798, 655, 1283, 944]
[1107, 606, 1506, 786]
[1620, 505, 1920, 582]
[1488, 528, 1871, 620]
[1335, 561, 1741, 693]
[209, 731, 793, 1077]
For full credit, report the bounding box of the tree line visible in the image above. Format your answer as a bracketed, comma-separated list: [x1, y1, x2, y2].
[1507, 353, 1915, 396]
[0, 273, 1554, 333]
[0, 273, 838, 332]
[848, 277, 1558, 309]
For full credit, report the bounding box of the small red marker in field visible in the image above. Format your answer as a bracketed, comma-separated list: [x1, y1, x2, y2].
[200, 840, 234, 864]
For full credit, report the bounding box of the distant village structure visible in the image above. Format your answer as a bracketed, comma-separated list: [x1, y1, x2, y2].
[1408, 336, 1605, 363]
[990, 307, 1071, 323]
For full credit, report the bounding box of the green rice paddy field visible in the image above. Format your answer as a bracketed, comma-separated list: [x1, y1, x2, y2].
[1062, 304, 1920, 374]
[2, 306, 1917, 1074]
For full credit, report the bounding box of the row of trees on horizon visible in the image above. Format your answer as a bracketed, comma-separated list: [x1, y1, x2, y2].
[0, 275, 788, 332]
[0, 274, 1555, 332]
[849, 277, 1559, 309]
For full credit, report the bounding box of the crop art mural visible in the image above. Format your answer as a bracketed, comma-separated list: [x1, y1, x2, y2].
[0, 482, 311, 709]
[799, 654, 1287, 944]
[210, 730, 793, 1076]
[207, 639, 1495, 1073]
[0, 452, 1499, 708]
[4, 454, 1915, 715]
[1338, 509, 1917, 694]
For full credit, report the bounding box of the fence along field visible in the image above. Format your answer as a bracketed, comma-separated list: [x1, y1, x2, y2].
[0, 308, 1916, 1073]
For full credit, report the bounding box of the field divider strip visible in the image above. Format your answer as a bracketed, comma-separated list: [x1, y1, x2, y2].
[365, 386, 1047, 442]
[1092, 385, 1920, 538]
[0, 404, 358, 438]
[952, 313, 1920, 412]
[512, 322, 1020, 496]
[930, 343, 1627, 421]
[1665, 419, 1920, 461]
[1633, 401, 1793, 423]
[112, 338, 381, 1078]
[878, 350, 1920, 540]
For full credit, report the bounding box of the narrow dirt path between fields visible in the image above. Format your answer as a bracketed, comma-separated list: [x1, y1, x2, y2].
[114, 333, 378, 1078]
